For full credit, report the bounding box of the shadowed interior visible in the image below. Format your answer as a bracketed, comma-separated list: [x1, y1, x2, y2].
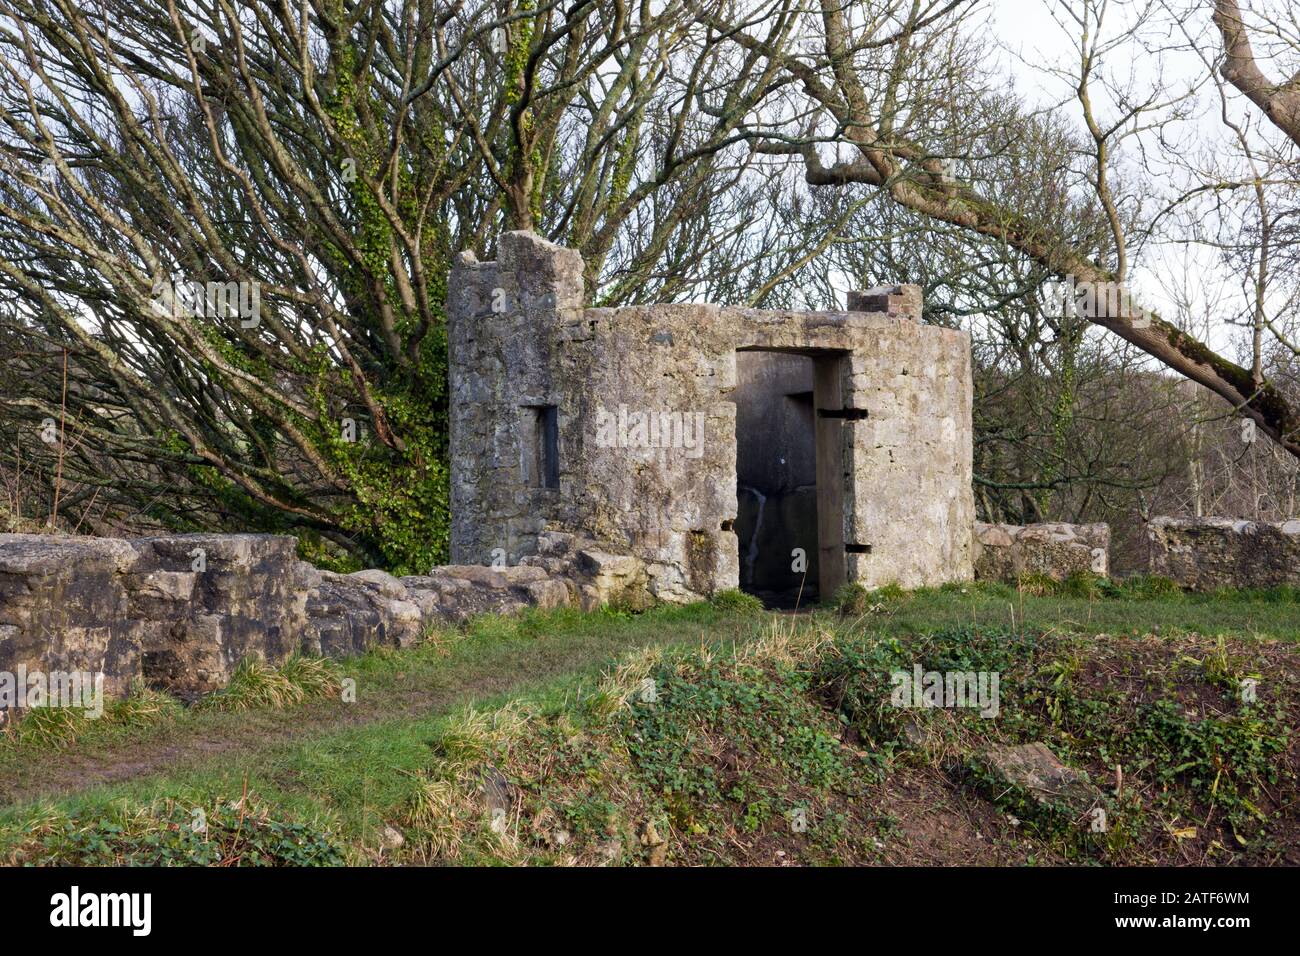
[731, 351, 821, 607]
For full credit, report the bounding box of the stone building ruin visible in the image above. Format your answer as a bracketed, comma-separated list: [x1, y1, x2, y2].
[448, 231, 975, 605]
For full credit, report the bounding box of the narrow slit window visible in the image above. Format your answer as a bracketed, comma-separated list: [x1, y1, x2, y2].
[525, 404, 559, 489]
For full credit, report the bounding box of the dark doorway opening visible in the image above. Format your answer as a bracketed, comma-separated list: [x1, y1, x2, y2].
[732, 351, 827, 608]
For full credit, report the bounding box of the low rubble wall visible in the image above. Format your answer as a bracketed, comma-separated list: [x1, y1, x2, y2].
[973, 522, 1110, 582]
[0, 530, 651, 701]
[1144, 517, 1300, 591]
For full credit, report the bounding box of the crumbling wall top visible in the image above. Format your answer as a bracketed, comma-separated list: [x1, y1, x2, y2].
[847, 284, 923, 319]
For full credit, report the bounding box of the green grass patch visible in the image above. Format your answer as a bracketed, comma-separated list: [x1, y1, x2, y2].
[196, 654, 341, 713]
[9, 797, 345, 866]
[2, 680, 182, 750]
[0, 599, 772, 859]
[384, 614, 1296, 865]
[2, 585, 1297, 866]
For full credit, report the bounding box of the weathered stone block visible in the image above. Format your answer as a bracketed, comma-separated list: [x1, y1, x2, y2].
[846, 284, 923, 319]
[1145, 517, 1300, 590]
[973, 742, 1103, 820]
[346, 568, 410, 600]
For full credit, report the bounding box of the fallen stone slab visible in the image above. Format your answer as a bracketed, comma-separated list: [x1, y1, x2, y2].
[972, 742, 1104, 824]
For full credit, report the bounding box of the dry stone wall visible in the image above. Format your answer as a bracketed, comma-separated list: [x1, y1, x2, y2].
[1144, 517, 1300, 590]
[0, 533, 307, 701]
[0, 530, 647, 705]
[973, 517, 1300, 589]
[7, 513, 1298, 709]
[973, 522, 1110, 582]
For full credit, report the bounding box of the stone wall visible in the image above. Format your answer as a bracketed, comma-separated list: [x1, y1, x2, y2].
[0, 530, 646, 704]
[973, 522, 1110, 582]
[1144, 517, 1300, 590]
[0, 534, 308, 701]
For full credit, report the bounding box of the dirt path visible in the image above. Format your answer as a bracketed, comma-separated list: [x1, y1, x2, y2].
[0, 613, 736, 809]
[1, 674, 501, 807]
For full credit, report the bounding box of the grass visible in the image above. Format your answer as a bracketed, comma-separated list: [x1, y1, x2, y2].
[390, 611, 1294, 866]
[2, 680, 182, 749]
[0, 582, 1297, 865]
[195, 654, 341, 713]
[844, 577, 1300, 643]
[11, 795, 347, 867]
[0, 598, 762, 853]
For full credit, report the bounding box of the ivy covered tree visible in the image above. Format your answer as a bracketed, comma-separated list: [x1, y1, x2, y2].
[0, 0, 783, 568]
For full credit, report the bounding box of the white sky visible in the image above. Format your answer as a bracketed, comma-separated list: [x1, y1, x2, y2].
[988, 0, 1273, 358]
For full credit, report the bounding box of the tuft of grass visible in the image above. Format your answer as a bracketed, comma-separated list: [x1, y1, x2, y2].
[5, 704, 86, 748]
[835, 581, 870, 615]
[709, 589, 765, 614]
[112, 680, 184, 726]
[1015, 572, 1060, 597]
[585, 644, 669, 719]
[1178, 636, 1258, 696]
[407, 775, 476, 861]
[736, 615, 835, 669]
[3, 679, 182, 749]
[834, 581, 904, 615]
[1115, 574, 1184, 600]
[277, 654, 342, 698]
[404, 702, 537, 863]
[196, 654, 340, 713]
[1057, 571, 1106, 599]
[432, 703, 530, 766]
